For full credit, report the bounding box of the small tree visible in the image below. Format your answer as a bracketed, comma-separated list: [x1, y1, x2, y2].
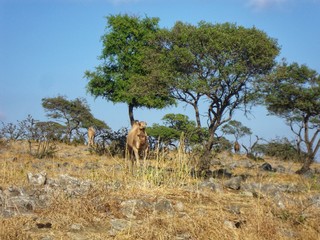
[42, 96, 107, 143]
[221, 120, 252, 142]
[35, 121, 65, 141]
[255, 138, 304, 162]
[259, 61, 320, 173]
[147, 113, 207, 150]
[0, 115, 38, 141]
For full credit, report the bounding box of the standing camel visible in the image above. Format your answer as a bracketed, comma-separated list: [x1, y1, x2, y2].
[88, 127, 95, 147]
[234, 141, 240, 153]
[126, 121, 149, 167]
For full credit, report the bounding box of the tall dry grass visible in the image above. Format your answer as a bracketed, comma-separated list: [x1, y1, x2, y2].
[0, 140, 319, 239]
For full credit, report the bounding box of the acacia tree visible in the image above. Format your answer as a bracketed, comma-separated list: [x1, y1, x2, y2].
[259, 61, 320, 174]
[148, 113, 207, 150]
[162, 22, 280, 173]
[85, 14, 175, 126]
[42, 96, 107, 142]
[221, 120, 252, 142]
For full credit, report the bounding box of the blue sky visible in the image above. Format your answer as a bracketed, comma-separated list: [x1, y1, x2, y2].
[0, 0, 319, 156]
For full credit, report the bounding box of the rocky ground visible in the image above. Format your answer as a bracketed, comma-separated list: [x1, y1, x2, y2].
[0, 141, 319, 239]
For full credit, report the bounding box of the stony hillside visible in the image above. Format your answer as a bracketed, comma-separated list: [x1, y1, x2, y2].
[0, 140, 319, 240]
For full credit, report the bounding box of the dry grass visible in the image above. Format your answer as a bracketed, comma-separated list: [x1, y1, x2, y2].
[0, 141, 319, 240]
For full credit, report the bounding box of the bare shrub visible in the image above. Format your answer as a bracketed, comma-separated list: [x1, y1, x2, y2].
[28, 140, 58, 159]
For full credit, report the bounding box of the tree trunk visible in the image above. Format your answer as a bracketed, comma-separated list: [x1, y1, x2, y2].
[296, 155, 314, 174]
[194, 104, 201, 128]
[128, 104, 135, 126]
[198, 131, 215, 173]
[296, 117, 315, 174]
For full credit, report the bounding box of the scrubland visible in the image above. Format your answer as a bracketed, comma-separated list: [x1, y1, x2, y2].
[0, 140, 319, 240]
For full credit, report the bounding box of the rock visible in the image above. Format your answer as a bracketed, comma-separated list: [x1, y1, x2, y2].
[8, 195, 35, 213]
[110, 219, 130, 231]
[229, 160, 254, 169]
[174, 201, 185, 212]
[260, 162, 274, 172]
[224, 220, 237, 229]
[226, 205, 241, 215]
[121, 199, 153, 219]
[4, 186, 22, 197]
[109, 219, 133, 236]
[39, 236, 54, 240]
[27, 172, 47, 186]
[154, 198, 174, 214]
[211, 169, 233, 179]
[279, 229, 298, 238]
[84, 162, 100, 170]
[224, 176, 242, 190]
[198, 181, 218, 192]
[70, 223, 83, 231]
[46, 174, 92, 197]
[36, 222, 52, 229]
[275, 165, 286, 173]
[308, 194, 320, 207]
[201, 178, 224, 192]
[175, 232, 192, 240]
[224, 220, 245, 229]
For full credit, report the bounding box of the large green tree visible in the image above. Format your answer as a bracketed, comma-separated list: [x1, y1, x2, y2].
[259, 61, 320, 174]
[85, 14, 175, 126]
[161, 22, 280, 172]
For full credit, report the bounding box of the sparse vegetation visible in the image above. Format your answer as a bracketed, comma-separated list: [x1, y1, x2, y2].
[1, 14, 319, 240]
[0, 140, 319, 239]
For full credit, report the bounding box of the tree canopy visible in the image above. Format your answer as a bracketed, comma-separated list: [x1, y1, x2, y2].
[161, 21, 280, 172]
[85, 14, 175, 125]
[258, 61, 320, 173]
[221, 120, 252, 141]
[42, 96, 108, 142]
[147, 113, 208, 150]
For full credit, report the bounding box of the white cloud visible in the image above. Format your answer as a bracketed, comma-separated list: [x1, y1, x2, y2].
[247, 0, 289, 10]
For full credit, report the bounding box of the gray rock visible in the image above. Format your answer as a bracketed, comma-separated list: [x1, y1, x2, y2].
[46, 174, 92, 197]
[8, 195, 35, 213]
[308, 194, 320, 207]
[224, 220, 237, 229]
[154, 198, 174, 214]
[27, 172, 47, 186]
[120, 199, 153, 219]
[70, 223, 83, 231]
[110, 218, 130, 231]
[199, 179, 224, 192]
[4, 186, 23, 197]
[83, 162, 100, 170]
[224, 176, 242, 190]
[226, 205, 241, 215]
[229, 160, 254, 169]
[175, 232, 192, 240]
[212, 169, 233, 179]
[109, 218, 134, 236]
[198, 181, 217, 191]
[174, 201, 185, 212]
[275, 165, 286, 173]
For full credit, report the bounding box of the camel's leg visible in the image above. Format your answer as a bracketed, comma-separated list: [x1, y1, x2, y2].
[133, 147, 140, 167]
